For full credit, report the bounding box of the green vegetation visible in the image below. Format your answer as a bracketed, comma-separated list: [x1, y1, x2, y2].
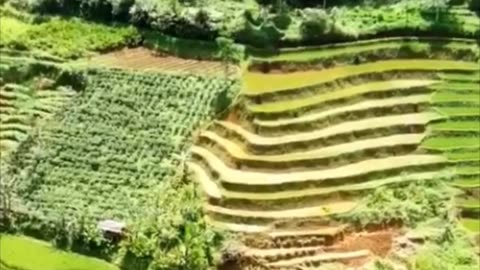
[115, 181, 226, 270]
[5, 0, 480, 51]
[0, 234, 118, 270]
[432, 121, 480, 132]
[339, 178, 455, 227]
[248, 79, 433, 113]
[0, 11, 140, 59]
[5, 68, 237, 220]
[1, 65, 238, 270]
[432, 92, 480, 104]
[421, 69, 480, 246]
[422, 137, 480, 150]
[0, 17, 30, 46]
[251, 37, 477, 62]
[454, 178, 480, 189]
[1, 0, 479, 269]
[412, 231, 480, 270]
[462, 218, 480, 232]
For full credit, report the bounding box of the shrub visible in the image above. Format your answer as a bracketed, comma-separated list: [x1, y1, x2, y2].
[338, 174, 456, 227]
[6, 17, 140, 59]
[300, 8, 330, 41]
[470, 0, 480, 13]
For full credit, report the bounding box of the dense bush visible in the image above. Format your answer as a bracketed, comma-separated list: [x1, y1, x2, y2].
[413, 229, 480, 270]
[299, 8, 330, 40]
[470, 0, 480, 13]
[6, 0, 480, 50]
[339, 174, 457, 227]
[1, 16, 140, 59]
[116, 181, 226, 270]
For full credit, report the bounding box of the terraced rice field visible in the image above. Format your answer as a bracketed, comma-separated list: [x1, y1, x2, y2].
[79, 47, 238, 76]
[420, 71, 480, 236]
[0, 83, 75, 160]
[252, 37, 476, 62]
[189, 40, 480, 268]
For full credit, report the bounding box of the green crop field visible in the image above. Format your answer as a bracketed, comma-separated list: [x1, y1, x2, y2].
[6, 68, 237, 220]
[1, 1, 480, 270]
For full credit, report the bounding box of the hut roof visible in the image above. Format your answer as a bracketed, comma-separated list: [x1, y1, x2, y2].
[98, 220, 126, 234]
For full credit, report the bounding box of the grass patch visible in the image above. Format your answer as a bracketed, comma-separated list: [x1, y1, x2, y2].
[446, 150, 480, 161]
[457, 166, 480, 176]
[453, 177, 480, 188]
[0, 234, 117, 270]
[1, 16, 140, 59]
[422, 137, 480, 150]
[431, 82, 480, 92]
[244, 60, 478, 95]
[412, 230, 480, 270]
[461, 218, 480, 232]
[338, 179, 454, 227]
[458, 199, 480, 209]
[431, 121, 480, 132]
[438, 72, 480, 82]
[0, 17, 31, 47]
[432, 92, 480, 104]
[436, 106, 480, 117]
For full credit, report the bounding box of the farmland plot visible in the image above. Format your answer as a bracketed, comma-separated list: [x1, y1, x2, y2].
[79, 47, 239, 76]
[189, 40, 480, 268]
[6, 68, 238, 222]
[421, 72, 480, 235]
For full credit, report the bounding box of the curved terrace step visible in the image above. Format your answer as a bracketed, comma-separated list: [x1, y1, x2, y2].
[188, 161, 448, 203]
[248, 80, 436, 115]
[253, 94, 431, 133]
[204, 200, 358, 219]
[430, 82, 480, 93]
[191, 146, 447, 186]
[244, 60, 479, 96]
[199, 131, 426, 168]
[215, 112, 441, 151]
[252, 37, 477, 62]
[220, 171, 447, 201]
[205, 216, 269, 233]
[438, 72, 480, 82]
[242, 245, 324, 260]
[187, 162, 222, 199]
[266, 249, 371, 268]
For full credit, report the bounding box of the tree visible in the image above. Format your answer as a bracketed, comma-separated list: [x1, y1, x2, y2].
[470, 0, 480, 14]
[215, 37, 237, 78]
[275, 0, 286, 14]
[422, 0, 449, 21]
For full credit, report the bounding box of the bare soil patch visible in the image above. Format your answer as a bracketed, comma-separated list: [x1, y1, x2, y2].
[83, 47, 239, 76]
[332, 228, 399, 268]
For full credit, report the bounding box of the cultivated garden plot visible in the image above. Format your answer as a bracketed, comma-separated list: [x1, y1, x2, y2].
[79, 47, 239, 76]
[5, 68, 238, 222]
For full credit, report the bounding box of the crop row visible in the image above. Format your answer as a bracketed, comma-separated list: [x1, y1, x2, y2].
[9, 68, 238, 222]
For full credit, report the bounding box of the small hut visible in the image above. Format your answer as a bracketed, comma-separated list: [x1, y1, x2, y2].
[98, 219, 126, 242]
